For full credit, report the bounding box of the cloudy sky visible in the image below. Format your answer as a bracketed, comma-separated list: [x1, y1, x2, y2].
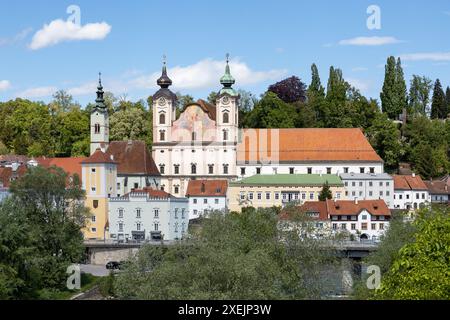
[1, 0, 450, 106]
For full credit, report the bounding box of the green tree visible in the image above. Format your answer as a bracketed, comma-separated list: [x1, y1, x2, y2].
[318, 182, 332, 201]
[431, 79, 447, 119]
[374, 206, 450, 299]
[381, 57, 407, 119]
[366, 113, 404, 170]
[110, 106, 151, 145]
[207, 91, 219, 105]
[446, 86, 450, 118]
[325, 67, 352, 127]
[53, 106, 90, 156]
[49, 90, 79, 115]
[408, 75, 432, 116]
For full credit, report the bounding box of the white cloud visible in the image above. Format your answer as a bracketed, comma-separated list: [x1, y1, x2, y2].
[0, 80, 11, 92]
[347, 78, 372, 93]
[18, 86, 57, 98]
[399, 51, 450, 62]
[132, 58, 287, 90]
[67, 82, 97, 96]
[339, 36, 402, 46]
[29, 19, 111, 50]
[0, 28, 33, 47]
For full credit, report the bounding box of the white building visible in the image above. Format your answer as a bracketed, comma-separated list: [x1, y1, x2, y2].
[185, 180, 228, 220]
[109, 188, 189, 242]
[393, 174, 430, 210]
[340, 173, 394, 208]
[151, 58, 239, 197]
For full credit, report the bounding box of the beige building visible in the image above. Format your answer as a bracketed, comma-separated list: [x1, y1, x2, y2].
[228, 174, 345, 212]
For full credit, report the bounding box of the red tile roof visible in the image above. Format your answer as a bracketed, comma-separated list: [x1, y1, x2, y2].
[185, 180, 228, 197]
[81, 148, 117, 165]
[106, 141, 160, 176]
[37, 157, 86, 178]
[0, 167, 13, 187]
[393, 174, 428, 190]
[237, 128, 382, 163]
[424, 180, 450, 195]
[326, 199, 390, 216]
[126, 187, 171, 199]
[279, 201, 329, 221]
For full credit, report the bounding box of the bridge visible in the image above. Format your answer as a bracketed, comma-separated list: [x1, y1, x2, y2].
[83, 239, 379, 265]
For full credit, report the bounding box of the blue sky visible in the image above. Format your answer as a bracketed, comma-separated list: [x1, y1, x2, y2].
[1, 0, 450, 106]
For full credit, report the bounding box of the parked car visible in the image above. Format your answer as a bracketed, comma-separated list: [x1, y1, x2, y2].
[106, 261, 121, 270]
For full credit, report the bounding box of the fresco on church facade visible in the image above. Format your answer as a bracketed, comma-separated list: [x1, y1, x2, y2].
[172, 105, 217, 142]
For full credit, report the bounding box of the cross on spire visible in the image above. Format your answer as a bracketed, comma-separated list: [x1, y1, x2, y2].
[226, 53, 230, 64]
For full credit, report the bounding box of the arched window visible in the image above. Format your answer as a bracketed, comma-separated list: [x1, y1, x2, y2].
[191, 132, 196, 141]
[223, 130, 228, 141]
[159, 113, 165, 124]
[191, 164, 197, 174]
[159, 130, 165, 141]
[223, 112, 229, 124]
[94, 123, 100, 134]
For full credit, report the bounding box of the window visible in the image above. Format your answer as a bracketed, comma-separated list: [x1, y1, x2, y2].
[159, 113, 165, 124]
[399, 195, 403, 199]
[307, 167, 312, 174]
[136, 223, 141, 231]
[386, 191, 390, 196]
[327, 167, 332, 174]
[352, 182, 356, 187]
[362, 215, 367, 220]
[208, 165, 214, 174]
[181, 209, 185, 219]
[91, 168, 96, 173]
[266, 192, 271, 200]
[361, 223, 368, 230]
[223, 130, 228, 141]
[240, 192, 245, 200]
[117, 182, 120, 189]
[359, 191, 363, 197]
[174, 186, 179, 194]
[154, 209, 159, 218]
[332, 223, 337, 230]
[249, 193, 254, 200]
[191, 164, 197, 174]
[91, 215, 96, 222]
[118, 209, 124, 218]
[289, 167, 294, 174]
[257, 193, 262, 200]
[174, 165, 179, 174]
[369, 191, 373, 196]
[134, 183, 139, 189]
[380, 191, 384, 196]
[379, 223, 385, 230]
[379, 182, 383, 187]
[240, 167, 246, 175]
[91, 187, 96, 192]
[159, 130, 165, 141]
[371, 223, 376, 230]
[369, 181, 373, 187]
[136, 208, 141, 218]
[193, 209, 198, 216]
[215, 199, 219, 204]
[359, 182, 363, 187]
[370, 167, 375, 173]
[341, 223, 346, 230]
[360, 167, 365, 173]
[309, 192, 314, 200]
[302, 193, 306, 200]
[174, 208, 178, 219]
[351, 223, 356, 230]
[191, 132, 196, 141]
[421, 193, 425, 199]
[223, 164, 229, 174]
[416, 193, 419, 199]
[118, 223, 123, 232]
[386, 182, 390, 186]
[193, 199, 197, 204]
[345, 182, 348, 187]
[204, 198, 208, 204]
[352, 191, 355, 196]
[336, 192, 341, 199]
[275, 193, 280, 200]
[93, 200, 98, 208]
[344, 167, 349, 173]
[94, 123, 100, 134]
[256, 168, 261, 174]
[223, 112, 229, 123]
[154, 223, 159, 231]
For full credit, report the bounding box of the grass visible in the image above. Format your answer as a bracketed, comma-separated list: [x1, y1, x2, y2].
[38, 273, 101, 300]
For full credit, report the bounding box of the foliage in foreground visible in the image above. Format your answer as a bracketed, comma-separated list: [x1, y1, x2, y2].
[0, 166, 88, 299]
[115, 208, 340, 300]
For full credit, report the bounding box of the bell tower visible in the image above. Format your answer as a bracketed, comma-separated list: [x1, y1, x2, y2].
[90, 73, 109, 155]
[153, 56, 177, 144]
[216, 54, 239, 142]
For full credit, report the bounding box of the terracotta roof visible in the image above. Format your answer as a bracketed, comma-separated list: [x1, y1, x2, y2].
[424, 180, 450, 195]
[126, 187, 171, 199]
[237, 128, 382, 163]
[185, 180, 228, 197]
[0, 167, 12, 187]
[81, 148, 116, 165]
[0, 155, 29, 164]
[393, 174, 428, 190]
[279, 201, 329, 221]
[183, 99, 217, 121]
[326, 199, 390, 216]
[37, 157, 86, 177]
[106, 141, 160, 176]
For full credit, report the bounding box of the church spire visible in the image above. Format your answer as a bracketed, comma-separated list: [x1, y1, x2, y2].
[95, 72, 106, 109]
[157, 55, 172, 89]
[219, 54, 237, 96]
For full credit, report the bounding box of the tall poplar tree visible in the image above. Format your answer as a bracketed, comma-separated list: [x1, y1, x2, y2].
[380, 56, 407, 119]
[431, 79, 446, 119]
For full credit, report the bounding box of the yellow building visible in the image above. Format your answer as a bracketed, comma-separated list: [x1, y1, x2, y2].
[228, 174, 345, 212]
[81, 148, 117, 240]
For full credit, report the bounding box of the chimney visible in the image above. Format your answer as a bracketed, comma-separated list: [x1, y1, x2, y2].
[110, 155, 114, 161]
[412, 172, 416, 178]
[355, 198, 358, 205]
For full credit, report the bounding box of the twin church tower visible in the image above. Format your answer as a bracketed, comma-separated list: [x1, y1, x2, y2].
[89, 56, 240, 197]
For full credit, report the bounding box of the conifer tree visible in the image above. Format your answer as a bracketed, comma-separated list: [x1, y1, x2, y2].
[431, 79, 446, 119]
[380, 56, 407, 119]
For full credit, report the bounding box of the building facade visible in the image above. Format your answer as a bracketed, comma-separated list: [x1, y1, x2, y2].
[228, 174, 345, 212]
[152, 58, 239, 197]
[424, 179, 449, 204]
[393, 174, 430, 210]
[340, 173, 394, 208]
[109, 188, 189, 242]
[185, 179, 228, 219]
